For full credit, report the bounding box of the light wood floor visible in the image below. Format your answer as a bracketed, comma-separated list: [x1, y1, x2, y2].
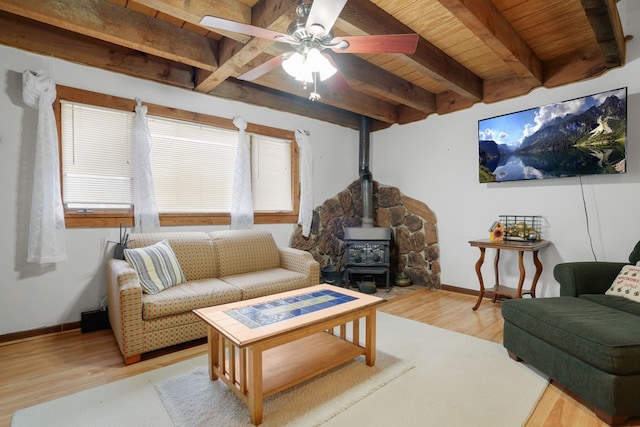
[0, 288, 638, 427]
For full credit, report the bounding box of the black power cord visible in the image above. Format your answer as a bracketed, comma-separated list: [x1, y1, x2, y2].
[579, 175, 598, 261]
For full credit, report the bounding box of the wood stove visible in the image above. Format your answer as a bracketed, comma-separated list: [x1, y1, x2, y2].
[341, 116, 393, 292]
[344, 226, 391, 292]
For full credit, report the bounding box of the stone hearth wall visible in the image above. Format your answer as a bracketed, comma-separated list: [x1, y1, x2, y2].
[290, 180, 440, 288]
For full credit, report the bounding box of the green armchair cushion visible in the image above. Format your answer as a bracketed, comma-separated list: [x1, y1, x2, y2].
[502, 297, 640, 375]
[580, 294, 640, 316]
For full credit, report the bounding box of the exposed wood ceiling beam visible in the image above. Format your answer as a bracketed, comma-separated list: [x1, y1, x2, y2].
[330, 54, 437, 114]
[338, 0, 483, 102]
[210, 79, 370, 130]
[248, 68, 399, 124]
[483, 74, 536, 104]
[132, 0, 251, 29]
[543, 45, 608, 87]
[436, 0, 542, 87]
[581, 0, 626, 67]
[0, 10, 369, 129]
[193, 0, 298, 92]
[396, 104, 429, 125]
[0, 11, 195, 89]
[187, 0, 425, 120]
[133, 0, 252, 44]
[0, 0, 626, 129]
[0, 0, 219, 71]
[263, 44, 437, 115]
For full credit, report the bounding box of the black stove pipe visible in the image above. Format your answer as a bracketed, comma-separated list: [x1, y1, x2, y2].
[359, 115, 373, 228]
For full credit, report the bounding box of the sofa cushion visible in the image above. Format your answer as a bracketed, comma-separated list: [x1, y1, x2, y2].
[128, 232, 217, 281]
[143, 315, 208, 353]
[142, 278, 242, 320]
[221, 268, 309, 300]
[211, 230, 280, 277]
[580, 294, 640, 316]
[502, 297, 640, 375]
[605, 264, 640, 303]
[124, 240, 186, 295]
[143, 311, 203, 333]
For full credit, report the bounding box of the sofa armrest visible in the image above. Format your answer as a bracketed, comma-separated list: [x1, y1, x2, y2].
[553, 261, 628, 296]
[107, 259, 145, 363]
[278, 247, 320, 286]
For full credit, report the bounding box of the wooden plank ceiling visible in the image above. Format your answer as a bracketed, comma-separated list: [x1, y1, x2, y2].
[0, 0, 627, 130]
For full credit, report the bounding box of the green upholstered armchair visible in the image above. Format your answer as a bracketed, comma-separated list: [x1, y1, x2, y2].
[503, 240, 640, 425]
[553, 241, 640, 296]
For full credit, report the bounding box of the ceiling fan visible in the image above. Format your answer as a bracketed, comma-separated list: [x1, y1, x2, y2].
[200, 0, 419, 100]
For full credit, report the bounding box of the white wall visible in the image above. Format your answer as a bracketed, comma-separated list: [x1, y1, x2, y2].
[0, 46, 358, 335]
[371, 0, 640, 297]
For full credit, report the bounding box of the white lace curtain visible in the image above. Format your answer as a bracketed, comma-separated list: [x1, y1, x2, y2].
[22, 70, 67, 264]
[230, 116, 254, 229]
[295, 129, 314, 237]
[132, 99, 160, 232]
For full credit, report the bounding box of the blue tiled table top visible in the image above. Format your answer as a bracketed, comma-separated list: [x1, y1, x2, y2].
[225, 289, 357, 329]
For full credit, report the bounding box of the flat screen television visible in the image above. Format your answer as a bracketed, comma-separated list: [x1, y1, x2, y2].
[478, 87, 627, 183]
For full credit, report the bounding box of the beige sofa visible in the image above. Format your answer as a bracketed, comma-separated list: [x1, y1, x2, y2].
[107, 230, 320, 364]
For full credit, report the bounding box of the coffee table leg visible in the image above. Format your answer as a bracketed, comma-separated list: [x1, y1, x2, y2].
[365, 310, 377, 366]
[208, 328, 219, 381]
[247, 346, 264, 425]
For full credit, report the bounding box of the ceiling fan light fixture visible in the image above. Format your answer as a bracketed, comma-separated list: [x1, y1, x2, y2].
[200, 0, 420, 104]
[282, 52, 310, 82]
[282, 48, 337, 83]
[295, 71, 315, 83]
[306, 48, 337, 80]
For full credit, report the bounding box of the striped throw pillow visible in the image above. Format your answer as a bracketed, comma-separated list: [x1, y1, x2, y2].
[124, 240, 186, 294]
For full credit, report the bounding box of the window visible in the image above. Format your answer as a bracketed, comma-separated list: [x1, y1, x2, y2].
[61, 102, 134, 210]
[148, 116, 237, 213]
[55, 86, 299, 227]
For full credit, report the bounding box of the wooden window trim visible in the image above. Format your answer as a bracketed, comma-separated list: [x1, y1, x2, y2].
[55, 85, 300, 228]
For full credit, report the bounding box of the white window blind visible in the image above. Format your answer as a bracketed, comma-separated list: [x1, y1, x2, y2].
[147, 117, 237, 213]
[251, 134, 292, 211]
[61, 101, 134, 209]
[60, 100, 293, 213]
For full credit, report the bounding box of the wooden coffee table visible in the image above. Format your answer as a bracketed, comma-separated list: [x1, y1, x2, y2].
[193, 284, 385, 425]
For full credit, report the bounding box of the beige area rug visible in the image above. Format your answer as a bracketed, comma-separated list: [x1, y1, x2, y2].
[155, 351, 412, 427]
[11, 313, 548, 427]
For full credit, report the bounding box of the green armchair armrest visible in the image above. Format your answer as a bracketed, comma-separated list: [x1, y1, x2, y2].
[553, 240, 640, 297]
[554, 261, 627, 296]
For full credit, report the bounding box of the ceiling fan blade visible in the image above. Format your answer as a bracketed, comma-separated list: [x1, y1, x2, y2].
[305, 0, 347, 36]
[200, 16, 291, 42]
[331, 34, 419, 54]
[237, 55, 285, 81]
